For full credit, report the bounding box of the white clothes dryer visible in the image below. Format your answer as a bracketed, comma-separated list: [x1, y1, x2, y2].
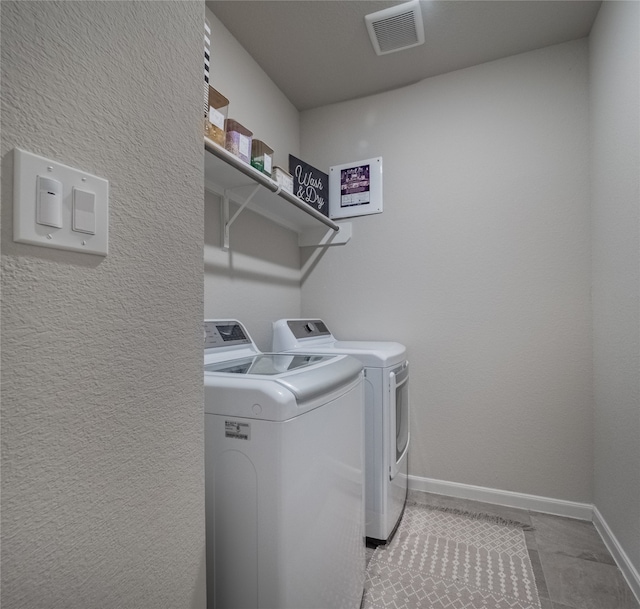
[204, 320, 365, 609]
[272, 319, 409, 545]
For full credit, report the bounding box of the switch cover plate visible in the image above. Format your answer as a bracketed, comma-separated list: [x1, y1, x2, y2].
[13, 148, 109, 256]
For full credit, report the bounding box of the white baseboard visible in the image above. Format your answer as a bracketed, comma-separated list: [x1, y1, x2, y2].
[407, 475, 640, 605]
[592, 506, 640, 603]
[407, 475, 593, 520]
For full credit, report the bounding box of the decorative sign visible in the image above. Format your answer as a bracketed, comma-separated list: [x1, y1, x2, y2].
[289, 155, 329, 217]
[329, 157, 383, 219]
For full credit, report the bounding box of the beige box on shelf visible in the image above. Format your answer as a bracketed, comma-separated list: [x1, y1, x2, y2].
[273, 166, 293, 194]
[205, 87, 229, 147]
[225, 119, 253, 164]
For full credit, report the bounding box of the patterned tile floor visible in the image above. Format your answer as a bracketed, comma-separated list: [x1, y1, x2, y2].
[365, 491, 639, 609]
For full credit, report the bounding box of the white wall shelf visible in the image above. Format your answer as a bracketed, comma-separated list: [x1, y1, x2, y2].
[204, 138, 350, 249]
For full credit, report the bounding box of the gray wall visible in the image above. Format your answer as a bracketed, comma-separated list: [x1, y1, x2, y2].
[590, 0, 640, 575]
[204, 9, 303, 350]
[300, 40, 593, 503]
[205, 8, 300, 171]
[1, 2, 206, 607]
[205, 191, 301, 351]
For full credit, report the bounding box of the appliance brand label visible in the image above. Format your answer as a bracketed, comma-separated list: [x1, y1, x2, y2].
[225, 420, 250, 441]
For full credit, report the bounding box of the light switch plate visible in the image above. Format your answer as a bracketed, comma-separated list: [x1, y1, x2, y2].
[13, 148, 109, 256]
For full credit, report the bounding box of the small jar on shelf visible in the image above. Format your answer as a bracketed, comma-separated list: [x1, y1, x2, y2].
[273, 166, 293, 194]
[251, 140, 274, 177]
[205, 87, 229, 147]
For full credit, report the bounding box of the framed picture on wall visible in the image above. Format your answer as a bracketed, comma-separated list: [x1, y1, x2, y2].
[328, 157, 383, 219]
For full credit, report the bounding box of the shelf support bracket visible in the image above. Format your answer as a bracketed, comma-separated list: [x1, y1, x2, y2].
[221, 184, 261, 250]
[298, 222, 352, 247]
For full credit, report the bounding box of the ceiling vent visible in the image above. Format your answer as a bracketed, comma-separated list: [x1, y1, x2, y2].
[365, 0, 425, 56]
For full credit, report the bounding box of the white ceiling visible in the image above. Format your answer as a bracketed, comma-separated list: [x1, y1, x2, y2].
[206, 0, 602, 111]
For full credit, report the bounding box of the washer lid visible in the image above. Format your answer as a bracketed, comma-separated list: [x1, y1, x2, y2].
[274, 354, 362, 402]
[204, 353, 363, 406]
[204, 353, 331, 375]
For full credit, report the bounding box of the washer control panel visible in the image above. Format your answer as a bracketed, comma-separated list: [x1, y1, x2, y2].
[204, 320, 252, 349]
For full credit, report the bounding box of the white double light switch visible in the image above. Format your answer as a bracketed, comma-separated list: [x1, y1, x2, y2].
[13, 148, 108, 256]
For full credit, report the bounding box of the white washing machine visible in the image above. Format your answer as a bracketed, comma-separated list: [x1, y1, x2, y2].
[272, 319, 409, 545]
[204, 320, 366, 609]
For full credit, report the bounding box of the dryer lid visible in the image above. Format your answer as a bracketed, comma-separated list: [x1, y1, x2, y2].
[323, 340, 406, 367]
[272, 319, 406, 368]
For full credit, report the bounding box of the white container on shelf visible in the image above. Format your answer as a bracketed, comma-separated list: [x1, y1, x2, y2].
[273, 165, 293, 194]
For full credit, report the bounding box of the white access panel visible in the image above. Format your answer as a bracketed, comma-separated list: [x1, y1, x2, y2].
[13, 148, 109, 256]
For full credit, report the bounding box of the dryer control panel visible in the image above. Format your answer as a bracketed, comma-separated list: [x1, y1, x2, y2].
[287, 319, 331, 339]
[204, 320, 252, 349]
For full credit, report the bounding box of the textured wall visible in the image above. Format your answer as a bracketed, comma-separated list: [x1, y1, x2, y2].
[590, 0, 640, 574]
[1, 2, 205, 608]
[300, 41, 593, 502]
